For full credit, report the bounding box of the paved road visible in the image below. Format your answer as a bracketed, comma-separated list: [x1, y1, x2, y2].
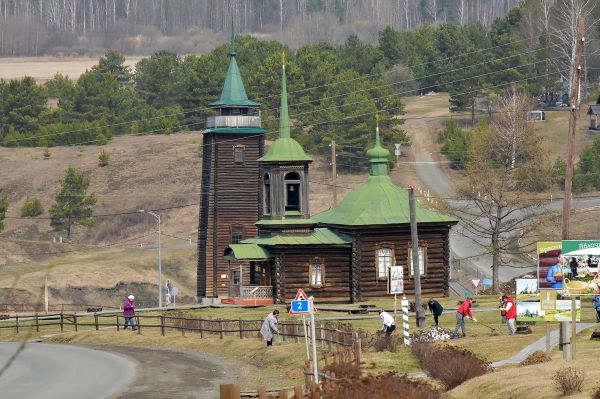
[0, 342, 135, 399]
[491, 322, 597, 368]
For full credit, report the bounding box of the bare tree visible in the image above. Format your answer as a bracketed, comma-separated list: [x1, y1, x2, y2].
[453, 88, 548, 293]
[551, 0, 595, 98]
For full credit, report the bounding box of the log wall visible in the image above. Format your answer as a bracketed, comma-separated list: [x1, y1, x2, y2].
[197, 132, 265, 297]
[273, 245, 352, 303]
[352, 225, 451, 299]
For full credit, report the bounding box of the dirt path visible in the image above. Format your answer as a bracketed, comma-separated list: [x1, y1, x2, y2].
[92, 345, 240, 399]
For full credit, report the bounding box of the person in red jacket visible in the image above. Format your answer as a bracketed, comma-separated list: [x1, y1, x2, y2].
[451, 296, 477, 339]
[501, 295, 517, 335]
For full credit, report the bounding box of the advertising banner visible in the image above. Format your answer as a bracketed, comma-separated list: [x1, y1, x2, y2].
[516, 278, 538, 301]
[561, 240, 600, 296]
[537, 242, 562, 290]
[516, 300, 580, 322]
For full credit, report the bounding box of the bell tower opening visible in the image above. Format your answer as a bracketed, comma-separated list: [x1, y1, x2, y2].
[284, 172, 301, 212]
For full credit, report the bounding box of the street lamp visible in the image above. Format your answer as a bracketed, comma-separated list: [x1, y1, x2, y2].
[139, 209, 162, 308]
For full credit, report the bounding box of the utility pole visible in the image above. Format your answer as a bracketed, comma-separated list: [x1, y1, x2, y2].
[561, 17, 584, 363]
[409, 186, 425, 327]
[331, 140, 337, 207]
[562, 17, 585, 241]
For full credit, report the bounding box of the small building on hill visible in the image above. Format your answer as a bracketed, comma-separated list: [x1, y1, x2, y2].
[214, 58, 458, 304]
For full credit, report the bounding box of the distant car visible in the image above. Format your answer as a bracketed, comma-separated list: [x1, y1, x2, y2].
[560, 103, 569, 107]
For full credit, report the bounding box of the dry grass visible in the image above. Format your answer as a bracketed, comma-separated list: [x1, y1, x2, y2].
[447, 326, 600, 399]
[0, 56, 142, 83]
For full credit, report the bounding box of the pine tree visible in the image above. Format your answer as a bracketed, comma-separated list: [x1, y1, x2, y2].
[50, 167, 96, 238]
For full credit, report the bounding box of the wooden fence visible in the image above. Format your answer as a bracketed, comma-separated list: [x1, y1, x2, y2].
[221, 342, 362, 399]
[0, 303, 117, 314]
[0, 313, 357, 348]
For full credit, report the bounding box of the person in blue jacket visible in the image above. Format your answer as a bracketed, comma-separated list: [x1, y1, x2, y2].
[593, 295, 600, 323]
[546, 262, 563, 289]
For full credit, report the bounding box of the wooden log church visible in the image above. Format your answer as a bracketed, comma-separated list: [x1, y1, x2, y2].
[197, 31, 458, 304]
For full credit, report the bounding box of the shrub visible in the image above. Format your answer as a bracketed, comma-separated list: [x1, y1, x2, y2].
[98, 150, 110, 167]
[20, 197, 44, 217]
[553, 366, 584, 396]
[591, 385, 600, 399]
[411, 341, 491, 388]
[321, 373, 442, 399]
[43, 148, 51, 159]
[519, 351, 551, 366]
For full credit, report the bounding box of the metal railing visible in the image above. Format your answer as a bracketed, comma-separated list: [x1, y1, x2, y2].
[207, 115, 261, 128]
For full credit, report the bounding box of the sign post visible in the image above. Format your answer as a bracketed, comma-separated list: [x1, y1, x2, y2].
[388, 266, 404, 322]
[302, 315, 309, 360]
[394, 143, 401, 165]
[401, 295, 410, 346]
[289, 289, 316, 363]
[309, 296, 319, 384]
[472, 279, 480, 296]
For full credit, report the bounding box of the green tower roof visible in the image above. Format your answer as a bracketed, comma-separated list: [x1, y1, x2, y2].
[210, 25, 259, 108]
[313, 122, 458, 226]
[259, 58, 312, 163]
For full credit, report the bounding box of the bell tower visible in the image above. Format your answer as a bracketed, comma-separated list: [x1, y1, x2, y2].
[257, 55, 313, 232]
[197, 26, 267, 298]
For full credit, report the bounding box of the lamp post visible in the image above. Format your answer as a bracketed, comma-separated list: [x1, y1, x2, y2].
[139, 209, 162, 308]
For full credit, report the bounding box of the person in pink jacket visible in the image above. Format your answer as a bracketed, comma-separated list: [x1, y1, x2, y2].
[123, 295, 136, 331]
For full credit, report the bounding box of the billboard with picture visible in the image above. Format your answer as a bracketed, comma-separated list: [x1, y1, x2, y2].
[561, 240, 600, 296]
[516, 300, 580, 322]
[537, 242, 562, 290]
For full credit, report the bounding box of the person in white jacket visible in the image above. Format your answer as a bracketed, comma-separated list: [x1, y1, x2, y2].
[379, 309, 396, 335]
[260, 309, 280, 347]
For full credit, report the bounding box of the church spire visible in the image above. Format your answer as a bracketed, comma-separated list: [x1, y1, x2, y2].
[279, 52, 290, 139]
[230, 17, 236, 56]
[366, 114, 390, 176]
[210, 20, 258, 107]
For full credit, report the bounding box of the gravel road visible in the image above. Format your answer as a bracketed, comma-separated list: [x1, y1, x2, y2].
[100, 345, 238, 399]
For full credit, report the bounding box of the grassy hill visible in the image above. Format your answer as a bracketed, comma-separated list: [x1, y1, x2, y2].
[0, 131, 368, 307]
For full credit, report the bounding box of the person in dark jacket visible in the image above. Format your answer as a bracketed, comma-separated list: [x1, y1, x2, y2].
[123, 295, 136, 331]
[569, 257, 579, 279]
[427, 299, 444, 326]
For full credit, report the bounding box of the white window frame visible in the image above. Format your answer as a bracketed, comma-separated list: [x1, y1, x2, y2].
[408, 245, 427, 276]
[309, 258, 324, 288]
[377, 246, 394, 280]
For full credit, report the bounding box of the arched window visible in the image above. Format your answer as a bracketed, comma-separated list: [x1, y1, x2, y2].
[377, 247, 394, 280]
[310, 258, 324, 288]
[264, 173, 271, 214]
[284, 171, 301, 212]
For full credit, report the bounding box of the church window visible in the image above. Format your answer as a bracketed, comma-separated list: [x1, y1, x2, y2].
[264, 173, 271, 214]
[377, 247, 394, 280]
[285, 172, 301, 212]
[409, 245, 427, 276]
[310, 258, 324, 288]
[231, 226, 243, 244]
[233, 145, 244, 163]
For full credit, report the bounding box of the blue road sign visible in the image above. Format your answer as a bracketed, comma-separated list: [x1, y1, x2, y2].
[290, 300, 310, 314]
[483, 278, 493, 286]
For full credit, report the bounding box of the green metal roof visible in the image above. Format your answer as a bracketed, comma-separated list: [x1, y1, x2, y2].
[313, 124, 458, 227]
[205, 127, 267, 134]
[259, 138, 312, 162]
[242, 228, 352, 246]
[313, 176, 458, 226]
[258, 62, 311, 163]
[210, 27, 259, 108]
[225, 244, 273, 260]
[256, 218, 316, 226]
